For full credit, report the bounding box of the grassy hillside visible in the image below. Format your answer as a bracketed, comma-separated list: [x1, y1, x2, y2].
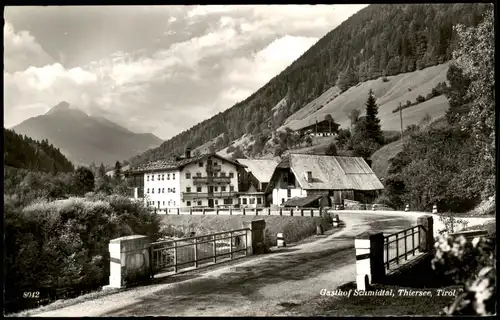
[128, 4, 490, 168]
[283, 62, 450, 132]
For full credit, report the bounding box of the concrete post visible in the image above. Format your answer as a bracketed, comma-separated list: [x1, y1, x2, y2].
[417, 215, 434, 252]
[432, 204, 438, 214]
[104, 235, 151, 289]
[134, 188, 138, 199]
[355, 232, 385, 291]
[243, 219, 266, 255]
[243, 208, 246, 215]
[229, 207, 232, 215]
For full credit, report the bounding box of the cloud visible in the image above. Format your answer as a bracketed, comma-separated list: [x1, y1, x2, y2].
[4, 5, 369, 140]
[3, 20, 55, 72]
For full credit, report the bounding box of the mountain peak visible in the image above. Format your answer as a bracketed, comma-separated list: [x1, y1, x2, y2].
[46, 101, 71, 115]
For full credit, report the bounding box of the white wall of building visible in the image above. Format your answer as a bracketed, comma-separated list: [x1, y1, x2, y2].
[143, 170, 181, 213]
[272, 188, 307, 205]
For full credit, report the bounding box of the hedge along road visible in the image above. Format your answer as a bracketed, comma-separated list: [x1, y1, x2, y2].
[31, 211, 429, 317]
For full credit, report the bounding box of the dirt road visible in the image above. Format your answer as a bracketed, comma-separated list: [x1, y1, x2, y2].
[31, 212, 418, 317]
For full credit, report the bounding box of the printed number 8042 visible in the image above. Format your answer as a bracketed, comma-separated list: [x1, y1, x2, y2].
[23, 291, 40, 299]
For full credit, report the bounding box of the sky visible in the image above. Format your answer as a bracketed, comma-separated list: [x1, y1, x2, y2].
[4, 5, 368, 140]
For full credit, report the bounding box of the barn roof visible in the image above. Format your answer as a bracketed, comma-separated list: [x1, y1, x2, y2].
[235, 158, 279, 183]
[282, 195, 323, 207]
[126, 153, 245, 174]
[269, 154, 384, 191]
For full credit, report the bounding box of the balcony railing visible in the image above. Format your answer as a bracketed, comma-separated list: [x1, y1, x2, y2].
[181, 192, 239, 200]
[127, 186, 144, 199]
[192, 176, 231, 184]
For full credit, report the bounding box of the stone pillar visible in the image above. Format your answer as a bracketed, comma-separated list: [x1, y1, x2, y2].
[417, 215, 434, 252]
[134, 187, 138, 199]
[104, 235, 151, 289]
[243, 219, 266, 255]
[355, 232, 385, 290]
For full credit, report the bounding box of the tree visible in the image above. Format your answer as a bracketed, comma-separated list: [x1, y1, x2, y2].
[452, 8, 494, 186]
[98, 163, 106, 178]
[114, 161, 122, 183]
[337, 63, 359, 92]
[208, 143, 216, 154]
[347, 109, 361, 128]
[325, 143, 338, 156]
[73, 166, 95, 195]
[231, 146, 246, 160]
[324, 114, 335, 134]
[305, 135, 313, 146]
[364, 89, 384, 145]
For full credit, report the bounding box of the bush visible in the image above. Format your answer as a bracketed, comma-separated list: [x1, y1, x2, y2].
[4, 195, 165, 313]
[373, 194, 393, 207]
[416, 95, 426, 103]
[432, 234, 496, 315]
[381, 76, 389, 82]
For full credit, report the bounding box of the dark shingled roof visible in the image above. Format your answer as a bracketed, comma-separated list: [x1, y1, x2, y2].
[282, 195, 323, 207]
[126, 153, 245, 174]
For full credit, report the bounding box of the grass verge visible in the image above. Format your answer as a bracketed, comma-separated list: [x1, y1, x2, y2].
[159, 214, 333, 247]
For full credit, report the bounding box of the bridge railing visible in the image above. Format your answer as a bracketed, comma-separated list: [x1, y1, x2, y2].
[383, 225, 423, 270]
[150, 228, 249, 276]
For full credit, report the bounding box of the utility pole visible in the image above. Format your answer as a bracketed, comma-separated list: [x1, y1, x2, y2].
[399, 102, 404, 141]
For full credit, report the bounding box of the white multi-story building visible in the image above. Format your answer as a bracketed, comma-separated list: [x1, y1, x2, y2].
[126, 150, 246, 213]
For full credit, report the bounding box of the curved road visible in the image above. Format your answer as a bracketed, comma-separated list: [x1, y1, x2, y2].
[30, 212, 447, 317]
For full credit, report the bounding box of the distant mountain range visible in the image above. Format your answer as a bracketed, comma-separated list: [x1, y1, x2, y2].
[11, 102, 163, 166]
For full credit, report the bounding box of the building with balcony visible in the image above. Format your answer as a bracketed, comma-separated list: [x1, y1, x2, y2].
[265, 153, 384, 206]
[235, 158, 279, 208]
[124, 149, 246, 212]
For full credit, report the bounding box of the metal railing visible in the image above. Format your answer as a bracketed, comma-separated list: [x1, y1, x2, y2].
[156, 206, 326, 217]
[150, 228, 249, 276]
[383, 225, 424, 270]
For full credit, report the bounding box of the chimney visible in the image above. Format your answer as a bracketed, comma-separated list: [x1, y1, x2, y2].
[306, 171, 312, 182]
[185, 148, 191, 159]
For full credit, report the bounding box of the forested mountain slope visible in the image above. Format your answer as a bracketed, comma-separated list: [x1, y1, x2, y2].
[129, 3, 490, 167]
[4, 128, 74, 173]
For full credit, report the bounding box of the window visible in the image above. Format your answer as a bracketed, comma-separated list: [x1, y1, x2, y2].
[215, 200, 219, 205]
[172, 173, 175, 180]
[197, 201, 202, 206]
[172, 187, 176, 193]
[199, 162, 203, 167]
[257, 197, 262, 205]
[147, 175, 149, 181]
[214, 186, 218, 192]
[158, 174, 160, 180]
[167, 173, 170, 180]
[187, 201, 191, 206]
[229, 172, 234, 178]
[221, 186, 226, 192]
[197, 186, 202, 192]
[224, 198, 233, 205]
[163, 201, 165, 205]
[196, 172, 202, 177]
[173, 201, 176, 206]
[168, 188, 171, 193]
[242, 198, 247, 205]
[186, 172, 191, 179]
[220, 172, 226, 177]
[152, 188, 155, 193]
[213, 161, 217, 166]
[281, 198, 285, 204]
[157, 201, 160, 207]
[186, 187, 191, 192]
[147, 188, 149, 193]
[287, 189, 291, 198]
[250, 198, 256, 204]
[238, 198, 242, 204]
[229, 186, 234, 192]
[162, 174, 164, 180]
[152, 175, 154, 181]
[158, 188, 161, 194]
[162, 188, 165, 193]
